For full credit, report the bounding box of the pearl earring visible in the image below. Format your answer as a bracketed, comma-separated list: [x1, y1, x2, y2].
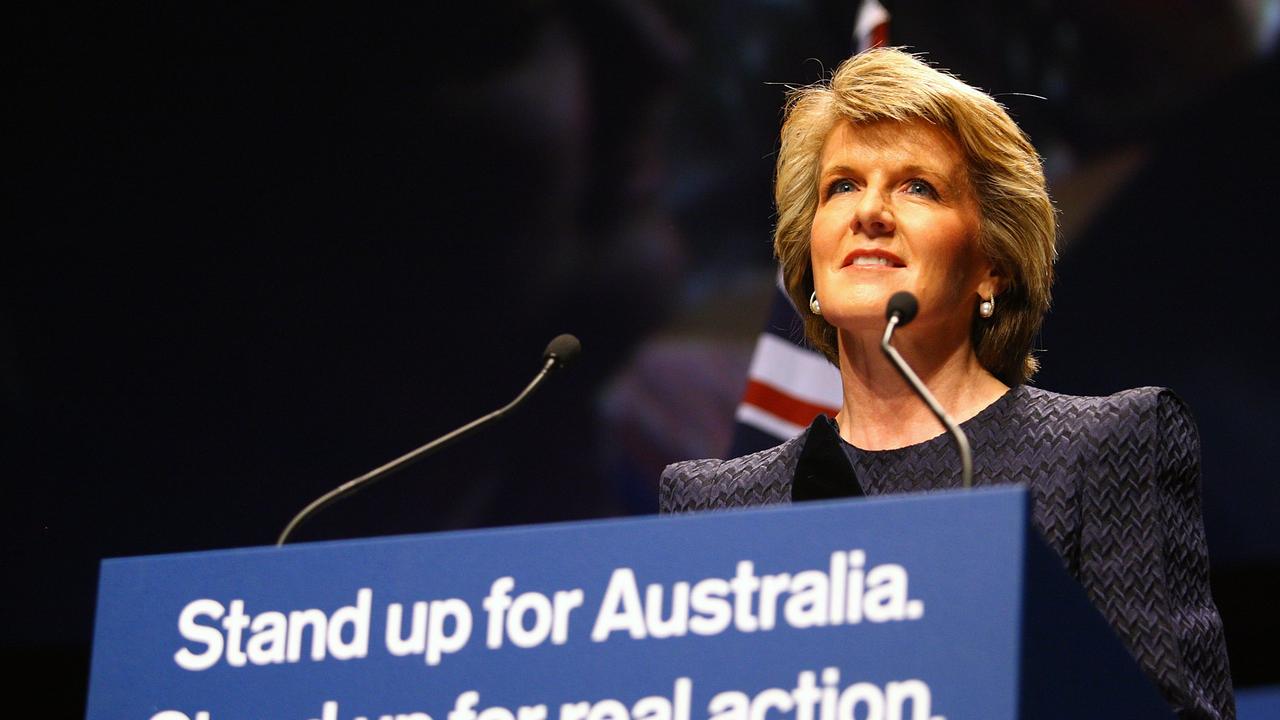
[809, 291, 822, 316]
[979, 296, 995, 318]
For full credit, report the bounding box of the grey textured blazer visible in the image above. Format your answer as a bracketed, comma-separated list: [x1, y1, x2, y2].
[660, 385, 1233, 720]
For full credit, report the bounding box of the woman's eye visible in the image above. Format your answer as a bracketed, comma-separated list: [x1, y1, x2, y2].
[904, 179, 938, 198]
[827, 179, 856, 197]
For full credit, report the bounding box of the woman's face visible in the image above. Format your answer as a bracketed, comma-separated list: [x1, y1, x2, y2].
[809, 119, 997, 340]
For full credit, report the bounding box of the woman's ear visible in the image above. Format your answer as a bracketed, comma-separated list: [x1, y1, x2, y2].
[801, 264, 815, 297]
[977, 261, 1007, 299]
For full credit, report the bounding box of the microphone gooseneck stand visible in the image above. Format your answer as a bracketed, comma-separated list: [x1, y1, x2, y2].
[275, 334, 582, 546]
[879, 292, 973, 489]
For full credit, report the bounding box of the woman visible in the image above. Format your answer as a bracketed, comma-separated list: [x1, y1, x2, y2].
[659, 48, 1233, 719]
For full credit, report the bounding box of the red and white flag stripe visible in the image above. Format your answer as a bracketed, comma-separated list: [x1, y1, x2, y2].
[735, 332, 842, 438]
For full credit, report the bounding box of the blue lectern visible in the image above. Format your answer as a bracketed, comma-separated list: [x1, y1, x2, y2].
[85, 486, 1172, 720]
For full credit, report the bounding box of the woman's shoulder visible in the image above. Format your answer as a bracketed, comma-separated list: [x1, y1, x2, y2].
[658, 433, 808, 514]
[1019, 385, 1195, 435]
[1017, 384, 1200, 473]
[1022, 383, 1184, 410]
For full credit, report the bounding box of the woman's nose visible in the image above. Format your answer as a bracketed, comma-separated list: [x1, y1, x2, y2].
[852, 190, 895, 238]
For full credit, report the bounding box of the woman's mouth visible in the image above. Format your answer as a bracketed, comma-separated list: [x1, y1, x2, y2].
[842, 250, 906, 269]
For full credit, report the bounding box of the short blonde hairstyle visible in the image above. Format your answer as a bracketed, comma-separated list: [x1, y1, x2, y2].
[774, 47, 1056, 385]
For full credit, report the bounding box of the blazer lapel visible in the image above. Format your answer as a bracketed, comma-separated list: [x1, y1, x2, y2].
[791, 415, 865, 501]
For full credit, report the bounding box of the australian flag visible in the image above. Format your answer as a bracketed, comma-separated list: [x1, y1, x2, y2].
[726, 0, 889, 457]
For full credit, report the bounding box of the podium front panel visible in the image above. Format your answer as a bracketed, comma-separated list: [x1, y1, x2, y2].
[87, 488, 1031, 720]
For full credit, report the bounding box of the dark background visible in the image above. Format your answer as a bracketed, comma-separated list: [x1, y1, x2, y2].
[7, 2, 1279, 715]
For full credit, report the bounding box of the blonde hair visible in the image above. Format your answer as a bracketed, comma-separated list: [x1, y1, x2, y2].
[774, 47, 1056, 385]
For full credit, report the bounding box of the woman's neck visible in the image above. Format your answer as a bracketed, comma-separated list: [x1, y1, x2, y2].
[833, 324, 1008, 450]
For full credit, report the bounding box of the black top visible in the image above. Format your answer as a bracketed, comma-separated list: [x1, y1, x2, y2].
[660, 385, 1234, 720]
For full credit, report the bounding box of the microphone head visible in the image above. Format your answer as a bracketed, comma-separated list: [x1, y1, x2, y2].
[543, 333, 582, 370]
[885, 291, 919, 326]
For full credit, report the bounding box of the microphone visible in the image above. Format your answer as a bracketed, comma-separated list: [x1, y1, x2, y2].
[879, 292, 973, 489]
[276, 333, 582, 546]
